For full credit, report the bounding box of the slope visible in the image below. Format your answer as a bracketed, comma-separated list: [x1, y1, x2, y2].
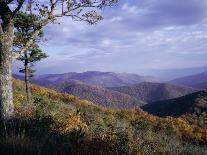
[169, 71, 207, 89]
[49, 80, 146, 108]
[109, 82, 197, 102]
[5, 79, 206, 154]
[141, 91, 207, 117]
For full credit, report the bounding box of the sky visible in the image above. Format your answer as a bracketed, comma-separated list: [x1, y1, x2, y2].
[13, 0, 207, 76]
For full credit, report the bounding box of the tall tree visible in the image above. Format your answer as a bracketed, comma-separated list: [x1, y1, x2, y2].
[18, 45, 47, 104]
[14, 12, 47, 104]
[0, 1, 15, 120]
[0, 0, 118, 120]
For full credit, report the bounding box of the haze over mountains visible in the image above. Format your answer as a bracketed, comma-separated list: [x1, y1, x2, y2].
[14, 71, 201, 107]
[33, 71, 158, 87]
[170, 71, 207, 89]
[13, 70, 206, 109]
[140, 67, 207, 81]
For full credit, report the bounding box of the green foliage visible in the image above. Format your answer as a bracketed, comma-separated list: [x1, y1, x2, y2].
[132, 118, 153, 131]
[14, 12, 43, 48]
[14, 12, 48, 75]
[13, 12, 48, 104]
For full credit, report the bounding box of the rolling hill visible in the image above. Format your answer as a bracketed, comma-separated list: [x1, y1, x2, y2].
[48, 80, 146, 108]
[141, 91, 207, 117]
[169, 71, 207, 89]
[33, 71, 158, 87]
[9, 79, 207, 154]
[108, 82, 198, 102]
[14, 74, 197, 108]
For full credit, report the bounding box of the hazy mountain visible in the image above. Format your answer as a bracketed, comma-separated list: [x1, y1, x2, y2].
[141, 91, 207, 117]
[191, 82, 207, 90]
[139, 67, 207, 81]
[34, 71, 158, 87]
[169, 71, 207, 89]
[108, 82, 198, 103]
[13, 74, 24, 80]
[49, 80, 146, 108]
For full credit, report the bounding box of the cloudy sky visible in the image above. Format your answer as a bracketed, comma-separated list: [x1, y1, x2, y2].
[13, 0, 207, 75]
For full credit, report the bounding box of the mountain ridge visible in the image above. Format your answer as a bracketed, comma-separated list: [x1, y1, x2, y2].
[141, 91, 207, 117]
[33, 71, 159, 87]
[108, 82, 198, 103]
[13, 72, 198, 107]
[39, 79, 146, 108]
[169, 71, 207, 89]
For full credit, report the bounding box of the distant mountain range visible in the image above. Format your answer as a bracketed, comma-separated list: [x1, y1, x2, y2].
[12, 70, 207, 134]
[108, 82, 198, 103]
[169, 71, 207, 89]
[48, 80, 146, 108]
[33, 71, 159, 87]
[192, 82, 207, 90]
[13, 74, 24, 80]
[140, 67, 207, 81]
[13, 71, 200, 109]
[141, 91, 207, 117]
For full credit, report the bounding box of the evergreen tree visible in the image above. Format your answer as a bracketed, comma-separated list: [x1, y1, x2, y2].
[14, 12, 47, 104]
[0, 0, 118, 120]
[18, 45, 47, 104]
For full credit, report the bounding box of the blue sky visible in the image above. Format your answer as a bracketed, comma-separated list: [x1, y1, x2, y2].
[13, 0, 207, 75]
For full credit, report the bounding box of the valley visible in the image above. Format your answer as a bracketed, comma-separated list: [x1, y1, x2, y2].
[8, 79, 207, 154]
[1, 0, 207, 154]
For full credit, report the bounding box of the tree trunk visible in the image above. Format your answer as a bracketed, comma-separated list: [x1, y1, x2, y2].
[24, 52, 31, 104]
[0, 21, 14, 120]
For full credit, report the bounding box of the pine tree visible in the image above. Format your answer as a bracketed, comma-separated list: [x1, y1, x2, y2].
[18, 44, 47, 104]
[14, 12, 47, 104]
[0, 0, 117, 120]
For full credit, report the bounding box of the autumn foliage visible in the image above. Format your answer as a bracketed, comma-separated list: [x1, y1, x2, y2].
[2, 79, 206, 154]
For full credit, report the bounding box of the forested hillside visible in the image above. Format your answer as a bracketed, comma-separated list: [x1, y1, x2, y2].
[141, 91, 207, 117]
[141, 91, 207, 130]
[49, 80, 146, 108]
[109, 82, 197, 102]
[1, 80, 206, 154]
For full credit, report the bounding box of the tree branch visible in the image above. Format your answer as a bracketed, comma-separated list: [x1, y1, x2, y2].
[12, 0, 25, 17]
[12, 0, 118, 60]
[50, 0, 59, 14]
[13, 17, 50, 60]
[13, 29, 41, 60]
[6, 0, 15, 5]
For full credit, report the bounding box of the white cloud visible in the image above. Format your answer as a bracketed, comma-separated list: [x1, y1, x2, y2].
[110, 16, 123, 22]
[122, 3, 138, 14]
[165, 27, 176, 30]
[33, 0, 207, 74]
[101, 39, 111, 47]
